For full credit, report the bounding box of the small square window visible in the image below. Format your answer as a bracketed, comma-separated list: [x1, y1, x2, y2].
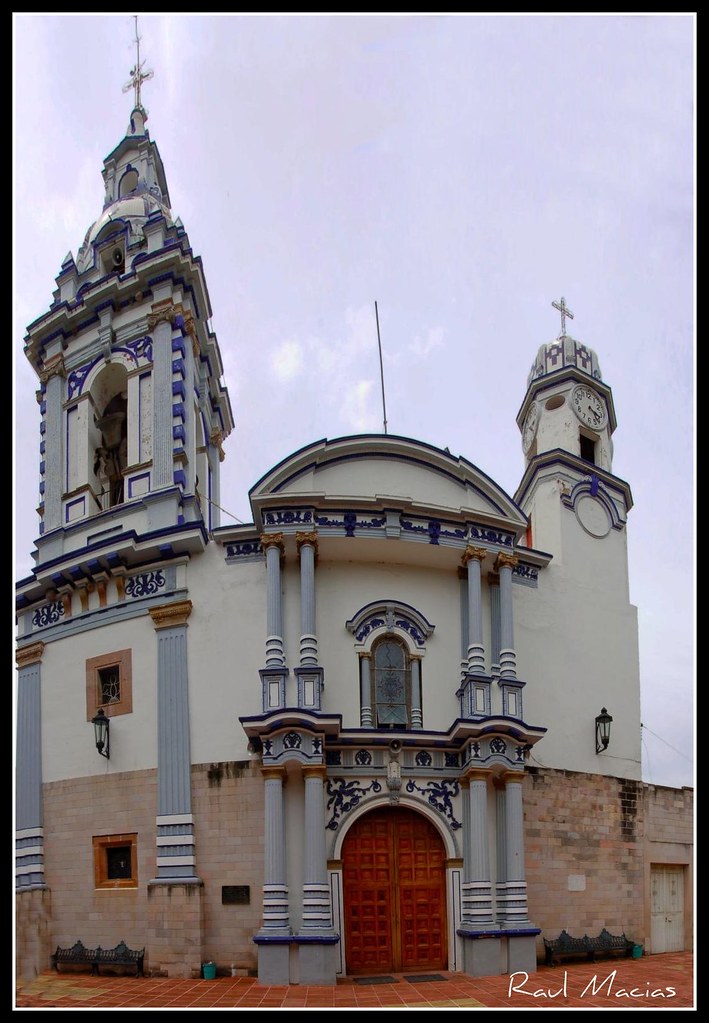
[86, 649, 132, 721]
[93, 834, 138, 889]
[98, 665, 121, 705]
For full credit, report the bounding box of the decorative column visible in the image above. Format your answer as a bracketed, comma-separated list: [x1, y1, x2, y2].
[15, 643, 46, 892]
[147, 303, 178, 491]
[462, 546, 487, 673]
[39, 355, 66, 533]
[294, 532, 324, 710]
[488, 572, 501, 676]
[410, 655, 423, 729]
[296, 531, 318, 665]
[297, 765, 339, 984]
[460, 768, 500, 977]
[260, 766, 290, 931]
[359, 653, 373, 726]
[495, 553, 519, 679]
[460, 547, 491, 718]
[260, 533, 288, 711]
[15, 642, 52, 982]
[461, 770, 494, 926]
[497, 770, 537, 973]
[498, 771, 529, 924]
[301, 766, 332, 930]
[255, 765, 292, 985]
[147, 599, 203, 979]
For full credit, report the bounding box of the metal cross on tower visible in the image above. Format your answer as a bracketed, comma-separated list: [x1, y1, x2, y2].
[552, 296, 574, 337]
[122, 15, 154, 111]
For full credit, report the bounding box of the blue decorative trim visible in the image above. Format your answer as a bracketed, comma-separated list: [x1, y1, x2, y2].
[457, 927, 541, 939]
[560, 476, 627, 531]
[173, 425, 186, 443]
[512, 563, 538, 582]
[66, 359, 97, 399]
[444, 753, 459, 768]
[283, 732, 302, 750]
[489, 738, 507, 755]
[347, 600, 435, 648]
[32, 601, 65, 629]
[173, 470, 187, 488]
[253, 935, 340, 946]
[325, 778, 382, 830]
[354, 749, 372, 766]
[172, 381, 186, 400]
[172, 358, 186, 378]
[325, 750, 342, 766]
[173, 402, 185, 422]
[263, 509, 314, 526]
[467, 524, 515, 547]
[172, 337, 186, 357]
[225, 541, 263, 558]
[124, 335, 153, 363]
[125, 570, 166, 599]
[314, 512, 386, 535]
[404, 778, 462, 829]
[415, 750, 432, 767]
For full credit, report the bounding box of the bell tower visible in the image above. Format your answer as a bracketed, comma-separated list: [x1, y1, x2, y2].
[20, 65, 233, 591]
[513, 298, 640, 777]
[514, 298, 631, 557]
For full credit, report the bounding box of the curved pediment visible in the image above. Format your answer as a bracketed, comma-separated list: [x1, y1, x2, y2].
[249, 434, 527, 534]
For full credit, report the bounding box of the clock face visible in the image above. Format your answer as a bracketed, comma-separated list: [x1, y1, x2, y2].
[572, 385, 607, 430]
[522, 401, 539, 452]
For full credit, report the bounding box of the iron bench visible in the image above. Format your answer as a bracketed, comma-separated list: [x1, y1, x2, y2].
[51, 940, 145, 977]
[544, 929, 635, 966]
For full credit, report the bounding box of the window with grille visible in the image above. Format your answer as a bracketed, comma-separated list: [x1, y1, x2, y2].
[86, 649, 133, 721]
[372, 636, 411, 729]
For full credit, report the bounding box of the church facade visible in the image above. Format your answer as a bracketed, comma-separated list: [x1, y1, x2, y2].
[15, 99, 693, 985]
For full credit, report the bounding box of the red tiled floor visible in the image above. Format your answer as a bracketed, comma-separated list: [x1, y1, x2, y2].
[15, 952, 694, 1010]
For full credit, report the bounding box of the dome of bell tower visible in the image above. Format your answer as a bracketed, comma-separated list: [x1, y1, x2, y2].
[527, 334, 603, 388]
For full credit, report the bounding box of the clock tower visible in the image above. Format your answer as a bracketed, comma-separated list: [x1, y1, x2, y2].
[513, 300, 640, 775]
[514, 298, 631, 556]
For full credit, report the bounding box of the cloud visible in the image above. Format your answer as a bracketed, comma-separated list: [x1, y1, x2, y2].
[409, 325, 444, 358]
[341, 379, 379, 432]
[272, 338, 304, 381]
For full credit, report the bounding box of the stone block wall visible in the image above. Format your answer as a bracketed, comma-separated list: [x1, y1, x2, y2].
[523, 767, 645, 957]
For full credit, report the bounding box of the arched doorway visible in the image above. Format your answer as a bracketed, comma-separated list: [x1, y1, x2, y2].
[342, 806, 447, 975]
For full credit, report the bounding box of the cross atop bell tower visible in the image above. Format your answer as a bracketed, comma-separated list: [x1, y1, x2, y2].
[122, 15, 154, 113]
[551, 296, 574, 338]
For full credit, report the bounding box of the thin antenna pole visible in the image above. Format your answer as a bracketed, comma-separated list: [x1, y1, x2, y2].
[375, 301, 388, 435]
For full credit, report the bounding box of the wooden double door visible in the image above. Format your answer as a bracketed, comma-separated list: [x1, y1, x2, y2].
[342, 807, 447, 974]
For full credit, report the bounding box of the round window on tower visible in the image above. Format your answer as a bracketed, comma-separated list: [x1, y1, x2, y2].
[545, 394, 565, 411]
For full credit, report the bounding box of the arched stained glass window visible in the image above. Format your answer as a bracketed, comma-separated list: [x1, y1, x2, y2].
[373, 636, 410, 728]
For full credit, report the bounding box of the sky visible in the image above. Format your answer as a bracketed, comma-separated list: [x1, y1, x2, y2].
[13, 13, 694, 789]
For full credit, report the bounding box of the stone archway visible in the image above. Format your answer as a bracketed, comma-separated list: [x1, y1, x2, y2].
[342, 805, 447, 975]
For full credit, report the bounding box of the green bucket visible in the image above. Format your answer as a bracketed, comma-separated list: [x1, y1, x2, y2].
[202, 962, 217, 979]
[632, 944, 643, 959]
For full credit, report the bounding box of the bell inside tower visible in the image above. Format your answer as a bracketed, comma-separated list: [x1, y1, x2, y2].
[94, 391, 128, 508]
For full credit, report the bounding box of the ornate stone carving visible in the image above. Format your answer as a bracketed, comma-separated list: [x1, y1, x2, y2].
[38, 354, 66, 384]
[147, 301, 180, 330]
[260, 532, 285, 554]
[16, 642, 45, 668]
[149, 599, 193, 629]
[495, 552, 519, 571]
[462, 544, 487, 566]
[209, 428, 225, 463]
